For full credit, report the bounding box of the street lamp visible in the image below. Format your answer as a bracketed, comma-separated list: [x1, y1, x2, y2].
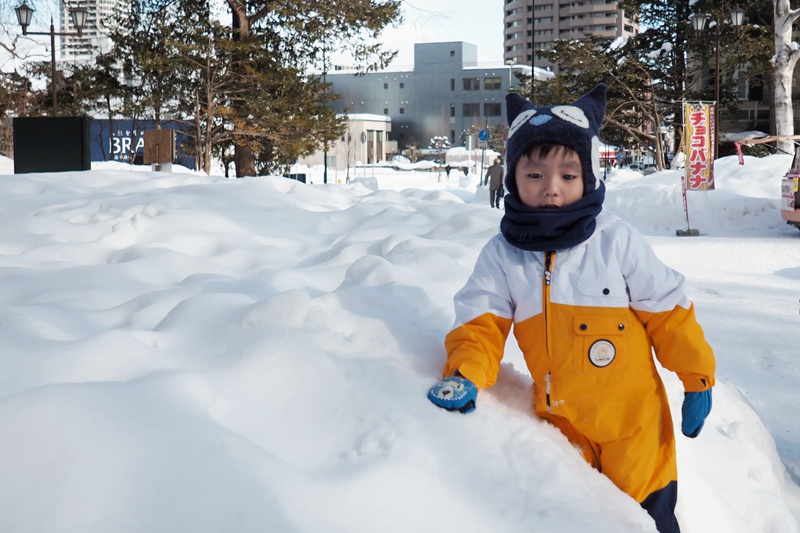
[690, 7, 745, 160]
[322, 48, 328, 184]
[15, 2, 88, 116]
[530, 0, 535, 101]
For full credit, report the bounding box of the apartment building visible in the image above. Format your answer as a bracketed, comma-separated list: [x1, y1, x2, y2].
[325, 41, 552, 154]
[60, 0, 129, 61]
[504, 0, 637, 72]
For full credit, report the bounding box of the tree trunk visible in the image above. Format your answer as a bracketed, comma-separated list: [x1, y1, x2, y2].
[194, 93, 205, 173]
[229, 3, 257, 177]
[234, 145, 256, 177]
[773, 0, 800, 154]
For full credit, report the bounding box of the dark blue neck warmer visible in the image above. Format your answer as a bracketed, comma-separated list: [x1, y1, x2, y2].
[500, 182, 605, 251]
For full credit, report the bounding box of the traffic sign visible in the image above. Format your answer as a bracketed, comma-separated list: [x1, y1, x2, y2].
[478, 129, 488, 141]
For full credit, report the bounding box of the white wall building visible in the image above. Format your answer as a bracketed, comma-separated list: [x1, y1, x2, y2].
[299, 114, 397, 177]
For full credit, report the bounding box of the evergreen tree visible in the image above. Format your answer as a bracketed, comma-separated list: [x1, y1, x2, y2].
[621, 0, 770, 154]
[222, 0, 402, 177]
[514, 0, 772, 167]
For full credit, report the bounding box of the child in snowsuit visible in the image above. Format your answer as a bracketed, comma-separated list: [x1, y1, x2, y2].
[427, 84, 715, 533]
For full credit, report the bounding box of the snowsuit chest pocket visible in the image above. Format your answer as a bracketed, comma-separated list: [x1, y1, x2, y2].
[572, 315, 630, 373]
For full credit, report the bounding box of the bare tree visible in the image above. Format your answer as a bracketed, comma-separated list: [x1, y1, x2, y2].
[429, 135, 451, 182]
[773, 0, 800, 154]
[402, 139, 421, 163]
[342, 128, 359, 184]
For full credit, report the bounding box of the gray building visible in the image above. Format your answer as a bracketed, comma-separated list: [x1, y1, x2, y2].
[325, 42, 551, 155]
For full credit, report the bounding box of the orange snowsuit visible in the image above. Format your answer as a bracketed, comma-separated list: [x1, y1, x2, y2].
[442, 213, 715, 503]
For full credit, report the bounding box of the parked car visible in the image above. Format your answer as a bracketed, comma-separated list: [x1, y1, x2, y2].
[781, 148, 800, 232]
[628, 162, 657, 174]
[733, 134, 800, 232]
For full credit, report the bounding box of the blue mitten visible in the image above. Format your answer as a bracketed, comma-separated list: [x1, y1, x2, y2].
[428, 375, 477, 414]
[681, 389, 712, 438]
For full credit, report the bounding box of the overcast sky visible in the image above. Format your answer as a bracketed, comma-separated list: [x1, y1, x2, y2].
[2, 0, 505, 72]
[381, 0, 505, 67]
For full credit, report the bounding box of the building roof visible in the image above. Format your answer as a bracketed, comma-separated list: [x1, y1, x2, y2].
[346, 114, 392, 122]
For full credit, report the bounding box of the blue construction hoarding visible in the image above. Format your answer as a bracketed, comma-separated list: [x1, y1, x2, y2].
[90, 119, 195, 169]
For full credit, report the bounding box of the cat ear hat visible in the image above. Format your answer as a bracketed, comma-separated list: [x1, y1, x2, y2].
[504, 84, 607, 198]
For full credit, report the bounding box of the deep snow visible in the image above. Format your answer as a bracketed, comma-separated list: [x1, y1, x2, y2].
[0, 154, 798, 532]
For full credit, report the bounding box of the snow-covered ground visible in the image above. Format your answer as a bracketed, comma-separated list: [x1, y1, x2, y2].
[0, 154, 798, 532]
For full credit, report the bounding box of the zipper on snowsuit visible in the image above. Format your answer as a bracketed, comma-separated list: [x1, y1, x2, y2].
[542, 250, 602, 470]
[543, 250, 555, 414]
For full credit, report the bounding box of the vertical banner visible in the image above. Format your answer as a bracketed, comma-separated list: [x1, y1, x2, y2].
[684, 102, 716, 190]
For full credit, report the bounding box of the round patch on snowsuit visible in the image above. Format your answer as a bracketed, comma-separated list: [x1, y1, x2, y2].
[588, 339, 616, 367]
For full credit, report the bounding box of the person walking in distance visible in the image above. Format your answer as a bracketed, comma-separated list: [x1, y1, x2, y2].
[486, 158, 504, 208]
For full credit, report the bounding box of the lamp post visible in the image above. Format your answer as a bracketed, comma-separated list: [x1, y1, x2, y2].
[322, 48, 328, 184]
[690, 7, 745, 160]
[15, 2, 88, 116]
[530, 0, 535, 101]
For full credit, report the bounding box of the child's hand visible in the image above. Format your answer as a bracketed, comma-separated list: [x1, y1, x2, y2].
[681, 389, 712, 438]
[427, 375, 477, 413]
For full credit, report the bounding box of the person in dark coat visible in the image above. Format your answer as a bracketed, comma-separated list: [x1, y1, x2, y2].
[485, 158, 505, 208]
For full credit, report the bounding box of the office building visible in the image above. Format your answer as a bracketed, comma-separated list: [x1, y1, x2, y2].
[325, 41, 552, 155]
[504, 0, 637, 72]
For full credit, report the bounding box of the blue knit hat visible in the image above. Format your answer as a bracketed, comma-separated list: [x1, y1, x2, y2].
[504, 84, 607, 198]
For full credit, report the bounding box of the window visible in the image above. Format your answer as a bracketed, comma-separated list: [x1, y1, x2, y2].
[450, 104, 456, 117]
[383, 83, 388, 89]
[463, 103, 480, 117]
[484, 76, 502, 90]
[399, 82, 404, 89]
[377, 131, 383, 142]
[484, 103, 502, 117]
[384, 108, 388, 114]
[463, 78, 480, 91]
[400, 107, 405, 114]
[450, 78, 455, 91]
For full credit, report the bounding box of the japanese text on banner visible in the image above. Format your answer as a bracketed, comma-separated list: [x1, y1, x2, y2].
[684, 102, 715, 190]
